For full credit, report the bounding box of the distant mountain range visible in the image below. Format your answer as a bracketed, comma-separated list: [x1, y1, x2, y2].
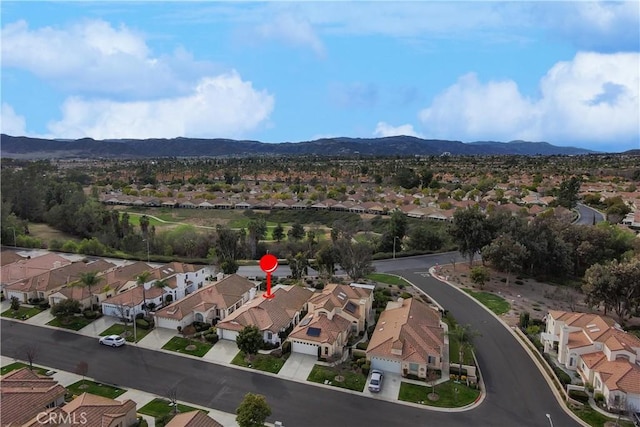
[0, 134, 601, 159]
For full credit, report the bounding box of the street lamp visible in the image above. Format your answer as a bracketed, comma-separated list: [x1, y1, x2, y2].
[392, 236, 401, 259]
[545, 413, 553, 427]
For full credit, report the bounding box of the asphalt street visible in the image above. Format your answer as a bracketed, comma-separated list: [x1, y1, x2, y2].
[1, 252, 582, 427]
[575, 203, 605, 225]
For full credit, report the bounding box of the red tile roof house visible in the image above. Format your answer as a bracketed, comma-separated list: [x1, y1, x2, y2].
[542, 310, 640, 410]
[148, 262, 209, 303]
[4, 259, 115, 304]
[154, 274, 260, 331]
[101, 282, 167, 322]
[27, 393, 138, 427]
[1, 367, 66, 427]
[165, 410, 223, 427]
[365, 297, 446, 379]
[216, 285, 313, 345]
[0, 252, 71, 299]
[287, 283, 373, 359]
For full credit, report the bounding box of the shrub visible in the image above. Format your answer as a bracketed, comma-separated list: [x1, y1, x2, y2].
[352, 349, 366, 359]
[192, 321, 210, 332]
[361, 362, 371, 376]
[205, 333, 219, 344]
[400, 292, 412, 299]
[356, 341, 368, 350]
[569, 390, 589, 404]
[38, 301, 51, 310]
[282, 341, 291, 354]
[526, 325, 541, 336]
[136, 318, 150, 330]
[594, 393, 605, 403]
[83, 310, 98, 319]
[553, 367, 572, 385]
[382, 288, 392, 296]
[519, 312, 530, 328]
[406, 373, 421, 380]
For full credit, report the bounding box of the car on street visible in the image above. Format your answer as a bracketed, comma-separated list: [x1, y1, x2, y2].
[368, 370, 383, 393]
[99, 335, 126, 347]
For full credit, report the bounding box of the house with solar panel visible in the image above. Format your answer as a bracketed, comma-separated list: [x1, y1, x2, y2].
[288, 283, 373, 360]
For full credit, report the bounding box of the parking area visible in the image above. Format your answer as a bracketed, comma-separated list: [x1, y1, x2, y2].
[363, 370, 402, 401]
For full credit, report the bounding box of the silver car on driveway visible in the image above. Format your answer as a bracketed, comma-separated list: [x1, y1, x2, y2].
[368, 370, 383, 393]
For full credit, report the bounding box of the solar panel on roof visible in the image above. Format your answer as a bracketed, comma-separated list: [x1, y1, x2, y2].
[307, 327, 321, 337]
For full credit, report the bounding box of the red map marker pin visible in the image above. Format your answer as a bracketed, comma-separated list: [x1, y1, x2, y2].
[260, 254, 278, 299]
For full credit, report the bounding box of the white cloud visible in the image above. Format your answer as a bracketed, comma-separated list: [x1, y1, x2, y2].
[46, 72, 274, 140]
[1, 19, 217, 98]
[254, 13, 325, 57]
[1, 103, 27, 136]
[374, 122, 423, 138]
[418, 52, 639, 147]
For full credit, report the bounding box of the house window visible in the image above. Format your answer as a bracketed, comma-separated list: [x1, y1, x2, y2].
[569, 357, 575, 367]
[409, 363, 419, 372]
[195, 313, 204, 322]
[428, 355, 435, 364]
[267, 332, 272, 340]
[324, 347, 329, 355]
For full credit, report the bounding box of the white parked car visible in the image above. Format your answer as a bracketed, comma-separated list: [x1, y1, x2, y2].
[368, 370, 384, 393]
[99, 335, 126, 347]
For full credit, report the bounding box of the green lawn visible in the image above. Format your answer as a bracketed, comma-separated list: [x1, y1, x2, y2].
[366, 273, 411, 287]
[121, 212, 164, 227]
[162, 336, 212, 357]
[47, 316, 94, 331]
[66, 380, 127, 399]
[139, 398, 202, 418]
[572, 406, 634, 427]
[399, 381, 480, 408]
[1, 306, 42, 320]
[100, 323, 152, 343]
[307, 365, 366, 392]
[462, 289, 511, 315]
[231, 351, 288, 374]
[1, 362, 49, 376]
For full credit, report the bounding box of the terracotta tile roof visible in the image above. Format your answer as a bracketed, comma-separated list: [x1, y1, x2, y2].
[155, 274, 256, 321]
[1, 368, 67, 426]
[100, 261, 153, 293]
[567, 330, 592, 349]
[593, 359, 640, 394]
[366, 298, 444, 364]
[217, 285, 313, 333]
[5, 259, 115, 293]
[580, 351, 606, 369]
[0, 249, 26, 266]
[308, 283, 371, 315]
[1, 252, 70, 283]
[102, 284, 165, 307]
[61, 393, 137, 427]
[289, 312, 351, 344]
[57, 284, 91, 301]
[165, 410, 223, 427]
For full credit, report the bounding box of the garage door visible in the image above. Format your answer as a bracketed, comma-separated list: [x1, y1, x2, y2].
[370, 357, 401, 373]
[220, 329, 239, 342]
[292, 340, 318, 356]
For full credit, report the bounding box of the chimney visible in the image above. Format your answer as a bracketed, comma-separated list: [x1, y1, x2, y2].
[327, 310, 334, 320]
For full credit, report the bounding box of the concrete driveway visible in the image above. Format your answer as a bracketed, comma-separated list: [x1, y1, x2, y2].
[136, 327, 176, 349]
[202, 339, 239, 364]
[279, 353, 316, 381]
[363, 370, 402, 401]
[77, 316, 119, 338]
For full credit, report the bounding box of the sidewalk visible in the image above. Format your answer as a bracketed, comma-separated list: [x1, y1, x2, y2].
[0, 355, 241, 427]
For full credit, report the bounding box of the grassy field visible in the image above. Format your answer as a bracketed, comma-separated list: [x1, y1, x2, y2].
[462, 289, 511, 315]
[138, 398, 202, 419]
[399, 381, 480, 408]
[1, 362, 49, 376]
[307, 365, 366, 392]
[1, 306, 43, 320]
[231, 351, 288, 374]
[47, 316, 93, 331]
[366, 273, 412, 287]
[27, 222, 79, 243]
[66, 380, 127, 399]
[100, 323, 152, 343]
[120, 212, 165, 227]
[162, 336, 213, 357]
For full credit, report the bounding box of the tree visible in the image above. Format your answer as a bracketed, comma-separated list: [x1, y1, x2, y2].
[407, 225, 445, 251]
[10, 296, 20, 311]
[315, 244, 336, 279]
[272, 223, 285, 242]
[236, 393, 272, 427]
[236, 325, 263, 361]
[166, 386, 179, 415]
[469, 266, 490, 290]
[335, 239, 374, 280]
[21, 344, 39, 370]
[449, 207, 492, 267]
[136, 271, 152, 317]
[287, 222, 305, 241]
[247, 218, 267, 259]
[77, 271, 102, 310]
[556, 176, 581, 208]
[583, 258, 640, 324]
[379, 210, 408, 253]
[288, 252, 308, 280]
[213, 226, 243, 273]
[448, 324, 480, 380]
[51, 299, 82, 318]
[481, 234, 528, 286]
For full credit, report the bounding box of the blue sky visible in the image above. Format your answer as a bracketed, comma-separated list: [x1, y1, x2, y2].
[1, 1, 639, 152]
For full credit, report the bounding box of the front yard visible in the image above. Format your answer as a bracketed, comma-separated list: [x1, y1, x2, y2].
[399, 381, 480, 408]
[307, 364, 367, 392]
[100, 323, 151, 343]
[47, 316, 94, 331]
[66, 380, 127, 400]
[162, 336, 213, 357]
[1, 362, 49, 376]
[231, 351, 288, 374]
[138, 398, 202, 419]
[1, 306, 42, 320]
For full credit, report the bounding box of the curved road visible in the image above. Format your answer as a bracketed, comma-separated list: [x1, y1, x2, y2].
[575, 203, 605, 225]
[1, 252, 580, 427]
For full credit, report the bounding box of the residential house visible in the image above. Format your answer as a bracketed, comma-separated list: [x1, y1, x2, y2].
[217, 285, 313, 344]
[5, 259, 115, 303]
[1, 252, 71, 298]
[165, 410, 223, 427]
[288, 283, 373, 358]
[366, 297, 445, 378]
[154, 274, 259, 330]
[1, 367, 66, 427]
[542, 310, 640, 410]
[101, 284, 166, 321]
[28, 393, 138, 427]
[148, 262, 208, 304]
[0, 249, 26, 266]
